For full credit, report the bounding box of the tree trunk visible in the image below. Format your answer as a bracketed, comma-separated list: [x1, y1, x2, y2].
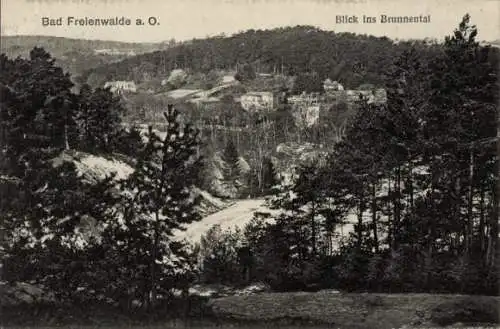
[425, 224, 434, 290]
[479, 185, 485, 255]
[387, 175, 393, 248]
[64, 124, 70, 150]
[371, 182, 379, 253]
[454, 175, 466, 254]
[466, 147, 474, 257]
[486, 182, 498, 268]
[425, 184, 435, 291]
[392, 166, 401, 250]
[326, 229, 332, 256]
[311, 202, 317, 254]
[492, 112, 500, 267]
[150, 211, 160, 310]
[408, 161, 414, 211]
[357, 194, 364, 249]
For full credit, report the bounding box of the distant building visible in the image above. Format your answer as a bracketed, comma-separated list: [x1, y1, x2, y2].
[288, 92, 321, 106]
[345, 89, 371, 102]
[94, 49, 136, 56]
[372, 89, 388, 104]
[323, 79, 344, 92]
[103, 81, 137, 94]
[344, 89, 387, 104]
[257, 73, 274, 78]
[240, 91, 275, 112]
[286, 86, 387, 127]
[324, 88, 387, 105]
[222, 75, 236, 84]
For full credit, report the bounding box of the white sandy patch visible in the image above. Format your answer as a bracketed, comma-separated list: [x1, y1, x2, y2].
[174, 198, 274, 243]
[76, 155, 134, 181]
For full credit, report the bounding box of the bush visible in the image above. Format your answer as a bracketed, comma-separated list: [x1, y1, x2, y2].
[199, 225, 245, 285]
[234, 64, 256, 82]
[166, 69, 188, 89]
[109, 127, 144, 157]
[242, 213, 325, 292]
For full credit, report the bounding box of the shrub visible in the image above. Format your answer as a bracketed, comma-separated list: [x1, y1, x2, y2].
[199, 225, 245, 285]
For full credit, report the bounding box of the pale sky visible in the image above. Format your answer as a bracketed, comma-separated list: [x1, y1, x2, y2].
[1, 0, 499, 43]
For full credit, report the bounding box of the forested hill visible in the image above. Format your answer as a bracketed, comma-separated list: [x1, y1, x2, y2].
[82, 26, 441, 89]
[1, 35, 170, 79]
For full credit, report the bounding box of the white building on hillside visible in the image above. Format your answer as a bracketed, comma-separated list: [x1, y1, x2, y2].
[323, 79, 344, 92]
[222, 75, 236, 84]
[240, 91, 274, 112]
[288, 92, 321, 105]
[103, 81, 137, 94]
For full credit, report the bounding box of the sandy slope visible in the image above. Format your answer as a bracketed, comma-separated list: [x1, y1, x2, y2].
[174, 197, 357, 246]
[63, 151, 358, 247]
[175, 198, 273, 243]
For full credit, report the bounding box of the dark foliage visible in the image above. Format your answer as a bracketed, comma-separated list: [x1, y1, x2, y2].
[235, 63, 257, 82]
[197, 15, 500, 296]
[1, 48, 203, 313]
[291, 72, 323, 95]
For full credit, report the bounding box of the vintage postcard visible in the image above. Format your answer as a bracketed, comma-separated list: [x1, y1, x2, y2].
[1, 0, 499, 328]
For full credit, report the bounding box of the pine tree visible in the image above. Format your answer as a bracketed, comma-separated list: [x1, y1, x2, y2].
[245, 165, 260, 198]
[221, 139, 241, 195]
[1, 49, 80, 280]
[429, 14, 498, 289]
[110, 125, 144, 158]
[261, 157, 278, 195]
[317, 15, 499, 294]
[121, 104, 202, 308]
[0, 47, 74, 155]
[292, 72, 323, 94]
[75, 84, 124, 152]
[235, 63, 256, 82]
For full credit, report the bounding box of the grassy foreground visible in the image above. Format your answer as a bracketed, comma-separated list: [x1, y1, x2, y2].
[209, 292, 500, 329]
[2, 292, 499, 328]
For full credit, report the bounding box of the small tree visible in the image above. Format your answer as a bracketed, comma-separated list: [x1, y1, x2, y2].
[0, 49, 117, 302]
[221, 140, 241, 196]
[199, 225, 244, 285]
[261, 157, 278, 195]
[75, 84, 124, 152]
[166, 69, 188, 89]
[292, 72, 323, 95]
[121, 104, 202, 308]
[235, 63, 256, 82]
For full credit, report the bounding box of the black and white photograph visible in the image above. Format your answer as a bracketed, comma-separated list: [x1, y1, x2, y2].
[1, 0, 499, 328]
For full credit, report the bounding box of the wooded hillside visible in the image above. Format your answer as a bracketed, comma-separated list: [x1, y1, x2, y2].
[82, 26, 442, 89]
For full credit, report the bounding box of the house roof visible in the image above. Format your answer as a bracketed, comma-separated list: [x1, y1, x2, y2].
[243, 91, 273, 96]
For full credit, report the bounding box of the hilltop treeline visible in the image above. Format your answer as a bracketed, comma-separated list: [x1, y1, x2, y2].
[1, 36, 171, 81]
[82, 26, 441, 88]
